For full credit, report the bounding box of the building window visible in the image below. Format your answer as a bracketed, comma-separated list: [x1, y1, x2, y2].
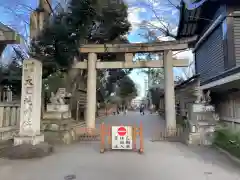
[222, 18, 227, 40]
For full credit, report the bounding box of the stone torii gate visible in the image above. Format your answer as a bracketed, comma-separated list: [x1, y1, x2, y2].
[11, 0, 193, 146]
[73, 41, 190, 129]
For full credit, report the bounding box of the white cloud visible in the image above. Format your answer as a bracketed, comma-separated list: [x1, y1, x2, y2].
[174, 50, 195, 79]
[128, 7, 146, 31]
[175, 50, 194, 63]
[125, 0, 182, 39]
[149, 20, 168, 29]
[157, 36, 175, 41]
[171, 8, 179, 16]
[126, 0, 179, 34]
[171, 26, 178, 35]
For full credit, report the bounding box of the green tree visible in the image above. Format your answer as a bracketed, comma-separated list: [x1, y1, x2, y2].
[32, 0, 131, 70]
[0, 46, 26, 97]
[148, 87, 163, 110]
[32, 0, 132, 101]
[23, 0, 136, 114]
[142, 68, 164, 85]
[117, 76, 138, 105]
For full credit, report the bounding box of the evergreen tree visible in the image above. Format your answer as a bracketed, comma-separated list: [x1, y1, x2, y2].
[31, 0, 133, 102]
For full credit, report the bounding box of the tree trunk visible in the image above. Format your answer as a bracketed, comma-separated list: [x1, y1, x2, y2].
[64, 58, 87, 121]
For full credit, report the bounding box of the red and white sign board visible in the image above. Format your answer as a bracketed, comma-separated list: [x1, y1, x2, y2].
[112, 126, 133, 150]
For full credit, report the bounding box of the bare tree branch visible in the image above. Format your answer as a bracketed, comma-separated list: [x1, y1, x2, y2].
[146, 0, 170, 31]
[131, 0, 178, 39]
[139, 20, 176, 39]
[1, 5, 29, 24]
[166, 0, 181, 10]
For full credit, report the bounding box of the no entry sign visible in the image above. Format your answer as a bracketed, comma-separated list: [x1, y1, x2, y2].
[117, 126, 127, 136]
[112, 126, 133, 150]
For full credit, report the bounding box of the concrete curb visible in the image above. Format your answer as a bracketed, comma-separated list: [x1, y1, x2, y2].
[215, 146, 240, 165]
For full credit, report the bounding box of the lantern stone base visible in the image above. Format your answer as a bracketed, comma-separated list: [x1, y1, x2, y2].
[186, 132, 201, 145]
[14, 134, 44, 146]
[0, 142, 53, 159]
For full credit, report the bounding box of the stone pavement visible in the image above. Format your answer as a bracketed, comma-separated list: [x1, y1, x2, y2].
[0, 111, 240, 180]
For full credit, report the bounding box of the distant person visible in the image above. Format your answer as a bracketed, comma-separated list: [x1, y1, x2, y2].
[117, 105, 120, 114]
[96, 102, 100, 117]
[140, 104, 145, 115]
[150, 104, 154, 114]
[121, 105, 124, 112]
[124, 105, 128, 115]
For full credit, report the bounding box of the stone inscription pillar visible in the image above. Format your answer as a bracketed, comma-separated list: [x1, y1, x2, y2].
[14, 58, 44, 145]
[86, 53, 97, 129]
[164, 50, 176, 129]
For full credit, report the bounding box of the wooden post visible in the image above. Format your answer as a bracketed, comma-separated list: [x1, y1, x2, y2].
[108, 125, 112, 150]
[132, 124, 137, 151]
[100, 123, 105, 153]
[139, 121, 144, 153]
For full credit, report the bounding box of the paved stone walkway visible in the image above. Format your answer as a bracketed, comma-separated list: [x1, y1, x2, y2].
[0, 111, 240, 180]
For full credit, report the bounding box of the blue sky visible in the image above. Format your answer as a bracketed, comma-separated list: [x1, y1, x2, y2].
[126, 0, 194, 98]
[0, 0, 194, 98]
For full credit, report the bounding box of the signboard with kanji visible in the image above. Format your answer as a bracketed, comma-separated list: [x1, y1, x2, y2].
[111, 126, 133, 150]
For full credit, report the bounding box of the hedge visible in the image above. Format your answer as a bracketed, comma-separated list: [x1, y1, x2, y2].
[214, 128, 240, 158]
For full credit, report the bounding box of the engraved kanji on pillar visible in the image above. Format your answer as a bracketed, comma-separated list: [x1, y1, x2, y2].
[19, 59, 42, 137]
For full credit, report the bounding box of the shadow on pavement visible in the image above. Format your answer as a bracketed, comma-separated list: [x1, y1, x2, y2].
[171, 142, 240, 173]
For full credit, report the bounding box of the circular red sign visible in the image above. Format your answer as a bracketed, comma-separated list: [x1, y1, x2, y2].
[118, 126, 127, 136]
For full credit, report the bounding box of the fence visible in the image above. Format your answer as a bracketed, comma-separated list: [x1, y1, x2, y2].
[97, 107, 114, 118]
[151, 127, 185, 142]
[0, 103, 20, 141]
[218, 91, 240, 124]
[0, 87, 13, 102]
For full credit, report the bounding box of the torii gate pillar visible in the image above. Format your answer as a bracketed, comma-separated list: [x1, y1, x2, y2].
[164, 50, 176, 129]
[86, 53, 97, 129]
